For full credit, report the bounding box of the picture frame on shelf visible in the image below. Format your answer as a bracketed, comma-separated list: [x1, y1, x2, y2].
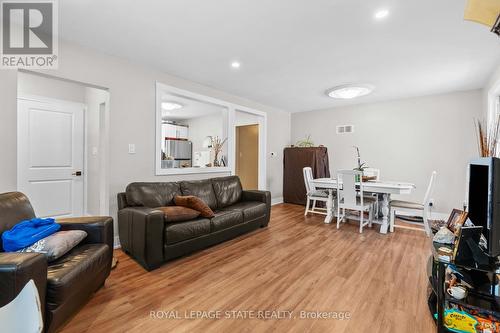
[446, 209, 468, 234]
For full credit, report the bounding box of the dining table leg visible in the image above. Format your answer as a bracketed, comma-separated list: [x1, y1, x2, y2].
[324, 189, 334, 224]
[379, 193, 390, 234]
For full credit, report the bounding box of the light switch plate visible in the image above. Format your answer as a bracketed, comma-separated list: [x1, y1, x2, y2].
[128, 144, 136, 154]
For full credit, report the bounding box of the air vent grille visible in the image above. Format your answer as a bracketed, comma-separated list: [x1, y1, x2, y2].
[336, 125, 354, 134]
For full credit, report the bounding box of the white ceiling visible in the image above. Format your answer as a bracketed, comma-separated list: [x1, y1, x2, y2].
[59, 0, 500, 112]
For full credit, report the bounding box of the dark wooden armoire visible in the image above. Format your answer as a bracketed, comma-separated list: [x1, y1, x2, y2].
[283, 147, 330, 205]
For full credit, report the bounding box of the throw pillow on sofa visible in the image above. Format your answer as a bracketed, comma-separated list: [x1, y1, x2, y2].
[155, 206, 201, 222]
[17, 230, 87, 262]
[174, 195, 215, 218]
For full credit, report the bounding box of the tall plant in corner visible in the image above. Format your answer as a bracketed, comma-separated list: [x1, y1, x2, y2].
[475, 115, 500, 157]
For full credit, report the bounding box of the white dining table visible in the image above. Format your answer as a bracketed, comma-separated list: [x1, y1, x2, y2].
[310, 178, 416, 234]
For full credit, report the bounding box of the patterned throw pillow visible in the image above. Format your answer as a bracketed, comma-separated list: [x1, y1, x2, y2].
[174, 195, 215, 218]
[17, 230, 87, 262]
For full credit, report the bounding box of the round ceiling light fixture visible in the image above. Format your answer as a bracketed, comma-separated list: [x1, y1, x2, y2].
[231, 61, 241, 69]
[374, 9, 390, 20]
[326, 84, 375, 99]
[161, 102, 183, 111]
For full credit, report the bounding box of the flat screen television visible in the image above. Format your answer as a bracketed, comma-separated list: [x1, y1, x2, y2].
[468, 157, 500, 257]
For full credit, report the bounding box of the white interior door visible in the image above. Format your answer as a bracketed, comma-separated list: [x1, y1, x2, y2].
[17, 97, 85, 218]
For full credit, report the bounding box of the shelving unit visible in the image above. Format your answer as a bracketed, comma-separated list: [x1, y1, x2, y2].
[430, 241, 500, 332]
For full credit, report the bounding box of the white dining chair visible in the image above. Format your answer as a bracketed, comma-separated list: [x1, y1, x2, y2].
[303, 167, 330, 216]
[389, 171, 437, 236]
[0, 279, 43, 333]
[336, 170, 375, 233]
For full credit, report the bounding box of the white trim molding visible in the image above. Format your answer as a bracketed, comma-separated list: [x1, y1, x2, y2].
[113, 236, 121, 249]
[232, 106, 268, 191]
[155, 82, 268, 192]
[155, 82, 235, 176]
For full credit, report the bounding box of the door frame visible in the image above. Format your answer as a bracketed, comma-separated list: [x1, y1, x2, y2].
[232, 107, 267, 191]
[17, 94, 110, 216]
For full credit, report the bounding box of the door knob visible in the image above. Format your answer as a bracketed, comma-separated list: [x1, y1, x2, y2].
[72, 171, 82, 176]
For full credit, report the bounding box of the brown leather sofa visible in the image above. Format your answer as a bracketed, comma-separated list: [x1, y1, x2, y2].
[117, 176, 271, 271]
[0, 192, 113, 333]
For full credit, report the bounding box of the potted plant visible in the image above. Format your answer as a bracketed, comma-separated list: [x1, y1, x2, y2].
[353, 146, 368, 182]
[211, 136, 227, 167]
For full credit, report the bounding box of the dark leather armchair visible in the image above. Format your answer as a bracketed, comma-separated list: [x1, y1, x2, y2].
[0, 192, 113, 333]
[118, 176, 271, 271]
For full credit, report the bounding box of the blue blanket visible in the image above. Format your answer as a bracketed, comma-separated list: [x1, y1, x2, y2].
[2, 218, 60, 251]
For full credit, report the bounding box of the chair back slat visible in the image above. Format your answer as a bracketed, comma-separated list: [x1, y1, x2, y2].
[303, 167, 315, 193]
[337, 170, 362, 207]
[422, 171, 437, 206]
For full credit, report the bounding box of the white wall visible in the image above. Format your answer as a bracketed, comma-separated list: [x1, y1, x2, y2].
[485, 63, 500, 126]
[0, 41, 291, 237]
[182, 112, 224, 159]
[235, 110, 260, 126]
[291, 90, 483, 214]
[18, 71, 86, 103]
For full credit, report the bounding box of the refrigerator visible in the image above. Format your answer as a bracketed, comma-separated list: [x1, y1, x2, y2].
[163, 139, 192, 168]
[283, 147, 330, 205]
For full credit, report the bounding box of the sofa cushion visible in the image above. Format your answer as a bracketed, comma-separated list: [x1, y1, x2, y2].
[126, 182, 181, 208]
[210, 210, 244, 232]
[165, 218, 211, 245]
[211, 176, 243, 208]
[222, 201, 267, 222]
[46, 243, 110, 310]
[180, 180, 217, 210]
[174, 195, 215, 218]
[155, 206, 200, 223]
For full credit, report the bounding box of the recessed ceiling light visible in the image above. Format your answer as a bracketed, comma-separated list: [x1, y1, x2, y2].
[161, 102, 183, 111]
[326, 84, 375, 99]
[231, 61, 241, 69]
[374, 9, 389, 20]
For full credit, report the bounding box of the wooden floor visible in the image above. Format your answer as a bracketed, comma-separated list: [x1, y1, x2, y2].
[61, 204, 435, 333]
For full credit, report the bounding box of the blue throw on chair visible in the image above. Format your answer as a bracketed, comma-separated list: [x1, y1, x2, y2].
[2, 218, 60, 251]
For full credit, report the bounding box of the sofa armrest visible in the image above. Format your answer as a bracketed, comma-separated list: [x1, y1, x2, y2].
[117, 207, 164, 271]
[241, 190, 271, 227]
[242, 190, 271, 205]
[117, 192, 128, 210]
[57, 216, 114, 253]
[0, 252, 47, 315]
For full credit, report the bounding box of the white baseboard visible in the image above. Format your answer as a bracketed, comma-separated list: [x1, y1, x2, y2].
[396, 210, 449, 220]
[113, 236, 121, 249]
[271, 197, 283, 205]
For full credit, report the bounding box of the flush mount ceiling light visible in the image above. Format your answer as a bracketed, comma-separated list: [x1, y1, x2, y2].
[161, 102, 183, 111]
[231, 61, 241, 69]
[464, 0, 500, 36]
[326, 84, 375, 99]
[374, 9, 390, 20]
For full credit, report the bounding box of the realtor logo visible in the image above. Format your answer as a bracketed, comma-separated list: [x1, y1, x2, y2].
[1, 0, 58, 68]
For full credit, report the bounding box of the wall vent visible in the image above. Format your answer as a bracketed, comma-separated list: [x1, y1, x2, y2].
[336, 125, 354, 134]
